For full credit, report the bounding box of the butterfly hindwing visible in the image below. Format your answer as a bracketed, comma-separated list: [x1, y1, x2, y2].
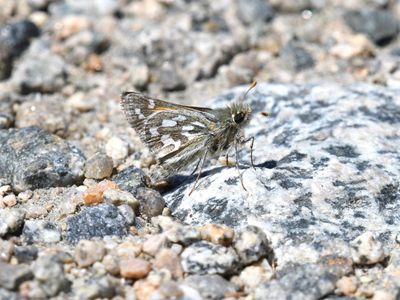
[120, 92, 220, 175]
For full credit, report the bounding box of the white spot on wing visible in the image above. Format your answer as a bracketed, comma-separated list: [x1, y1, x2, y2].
[148, 99, 155, 109]
[182, 125, 194, 131]
[150, 127, 159, 136]
[160, 135, 181, 153]
[162, 120, 177, 127]
[192, 121, 206, 128]
[135, 108, 141, 114]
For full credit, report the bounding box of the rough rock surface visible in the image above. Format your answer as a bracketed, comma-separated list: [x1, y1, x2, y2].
[0, 126, 85, 192]
[165, 83, 400, 266]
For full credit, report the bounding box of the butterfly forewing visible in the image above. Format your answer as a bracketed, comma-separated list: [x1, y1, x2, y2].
[121, 92, 220, 176]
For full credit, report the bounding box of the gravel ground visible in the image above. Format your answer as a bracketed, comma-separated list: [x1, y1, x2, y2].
[0, 0, 400, 299]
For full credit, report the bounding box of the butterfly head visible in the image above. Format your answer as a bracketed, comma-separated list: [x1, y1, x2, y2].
[230, 102, 252, 127]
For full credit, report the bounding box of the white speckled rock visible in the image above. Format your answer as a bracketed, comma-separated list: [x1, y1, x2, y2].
[164, 83, 400, 267]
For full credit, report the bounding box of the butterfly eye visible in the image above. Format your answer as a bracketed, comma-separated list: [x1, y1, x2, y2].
[233, 112, 245, 124]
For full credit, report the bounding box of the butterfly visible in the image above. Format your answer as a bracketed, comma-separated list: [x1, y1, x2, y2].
[120, 81, 264, 195]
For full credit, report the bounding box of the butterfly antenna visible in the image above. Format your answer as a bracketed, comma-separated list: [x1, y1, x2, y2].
[239, 80, 257, 102]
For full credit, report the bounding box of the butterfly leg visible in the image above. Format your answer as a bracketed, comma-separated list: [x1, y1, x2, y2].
[190, 157, 202, 176]
[239, 136, 255, 169]
[225, 153, 229, 166]
[234, 141, 247, 191]
[189, 150, 209, 196]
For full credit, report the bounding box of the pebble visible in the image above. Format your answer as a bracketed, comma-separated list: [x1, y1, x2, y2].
[72, 276, 116, 299]
[0, 185, 11, 196]
[0, 240, 14, 262]
[181, 241, 239, 275]
[154, 248, 183, 279]
[84, 152, 114, 179]
[31, 255, 70, 297]
[150, 281, 185, 300]
[281, 41, 315, 71]
[0, 262, 32, 290]
[165, 224, 201, 246]
[102, 254, 120, 275]
[0, 20, 39, 80]
[17, 190, 33, 202]
[83, 179, 118, 205]
[344, 9, 399, 45]
[350, 232, 387, 264]
[233, 226, 272, 265]
[112, 166, 146, 195]
[103, 188, 140, 210]
[239, 259, 274, 289]
[136, 187, 166, 219]
[22, 220, 61, 244]
[336, 276, 358, 296]
[105, 137, 129, 160]
[199, 224, 235, 246]
[1, 194, 17, 207]
[116, 240, 142, 260]
[142, 234, 168, 256]
[0, 126, 85, 193]
[13, 245, 38, 264]
[120, 258, 152, 279]
[66, 203, 130, 244]
[74, 240, 106, 267]
[0, 208, 26, 237]
[236, 0, 274, 25]
[181, 274, 238, 300]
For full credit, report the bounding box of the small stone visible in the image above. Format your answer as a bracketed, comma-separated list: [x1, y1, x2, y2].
[350, 232, 386, 264]
[83, 179, 118, 205]
[66, 92, 95, 112]
[130, 63, 149, 89]
[143, 234, 168, 256]
[0, 126, 85, 193]
[336, 276, 358, 296]
[31, 255, 70, 297]
[136, 187, 165, 218]
[156, 63, 186, 92]
[102, 254, 120, 275]
[13, 245, 38, 264]
[239, 259, 274, 289]
[281, 41, 314, 71]
[0, 262, 32, 290]
[120, 258, 152, 279]
[118, 204, 135, 225]
[181, 241, 239, 275]
[373, 290, 398, 300]
[151, 281, 185, 300]
[181, 274, 238, 300]
[105, 137, 129, 160]
[17, 190, 33, 202]
[344, 9, 399, 45]
[133, 279, 159, 300]
[233, 226, 272, 265]
[2, 194, 17, 207]
[53, 15, 90, 40]
[19, 280, 47, 299]
[75, 240, 106, 267]
[72, 276, 116, 299]
[0, 208, 26, 237]
[0, 185, 11, 196]
[112, 166, 145, 195]
[154, 248, 183, 279]
[199, 224, 235, 246]
[66, 203, 130, 244]
[84, 153, 113, 179]
[22, 220, 61, 244]
[236, 0, 274, 25]
[116, 240, 142, 260]
[0, 240, 14, 262]
[165, 225, 201, 246]
[103, 189, 139, 210]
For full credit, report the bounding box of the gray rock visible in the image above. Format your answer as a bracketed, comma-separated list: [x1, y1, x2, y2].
[13, 245, 38, 264]
[344, 9, 399, 45]
[254, 258, 353, 300]
[112, 166, 145, 195]
[12, 43, 68, 93]
[136, 187, 166, 219]
[103, 188, 139, 211]
[0, 240, 14, 262]
[0, 126, 85, 192]
[0, 208, 26, 237]
[84, 152, 114, 179]
[31, 255, 70, 297]
[233, 226, 273, 265]
[181, 274, 238, 300]
[22, 220, 61, 244]
[165, 224, 201, 246]
[236, 0, 274, 25]
[0, 20, 39, 80]
[164, 83, 400, 268]
[281, 41, 314, 71]
[181, 241, 239, 275]
[65, 203, 130, 244]
[0, 288, 24, 300]
[72, 276, 117, 299]
[0, 262, 32, 290]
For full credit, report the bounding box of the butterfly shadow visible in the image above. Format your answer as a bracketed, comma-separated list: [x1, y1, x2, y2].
[160, 159, 277, 195]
